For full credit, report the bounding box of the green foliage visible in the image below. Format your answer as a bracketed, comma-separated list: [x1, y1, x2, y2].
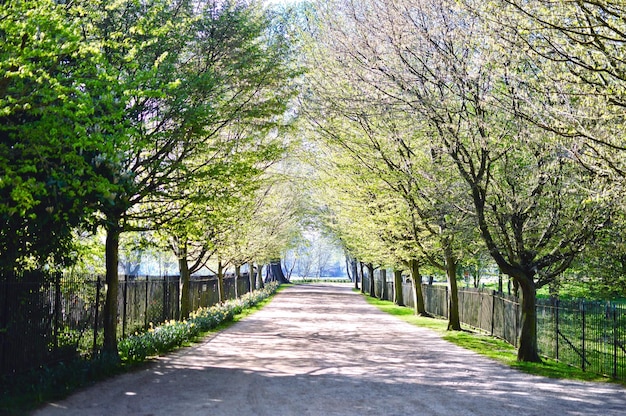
[0, 0, 108, 271]
[118, 282, 280, 362]
[118, 320, 200, 362]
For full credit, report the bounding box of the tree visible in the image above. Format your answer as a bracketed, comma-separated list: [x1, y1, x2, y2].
[307, 0, 613, 361]
[304, 1, 482, 326]
[166, 122, 287, 314]
[78, 0, 298, 356]
[0, 0, 107, 273]
[474, 0, 626, 181]
[372, 0, 611, 360]
[251, 176, 307, 284]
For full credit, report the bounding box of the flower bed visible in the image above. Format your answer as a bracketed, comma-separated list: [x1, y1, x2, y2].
[119, 282, 280, 362]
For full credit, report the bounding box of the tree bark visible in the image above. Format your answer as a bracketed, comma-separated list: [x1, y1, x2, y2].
[103, 222, 120, 359]
[367, 263, 375, 297]
[351, 259, 359, 290]
[217, 259, 225, 304]
[248, 263, 256, 292]
[178, 242, 191, 319]
[359, 261, 365, 294]
[445, 245, 461, 331]
[409, 259, 429, 316]
[256, 263, 264, 289]
[380, 268, 387, 300]
[393, 269, 404, 306]
[265, 259, 289, 283]
[234, 264, 240, 299]
[516, 275, 542, 362]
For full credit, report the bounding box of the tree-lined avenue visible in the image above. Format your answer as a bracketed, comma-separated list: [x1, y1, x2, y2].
[34, 284, 626, 416]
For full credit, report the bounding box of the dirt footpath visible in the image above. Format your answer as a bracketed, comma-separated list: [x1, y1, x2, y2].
[34, 283, 626, 416]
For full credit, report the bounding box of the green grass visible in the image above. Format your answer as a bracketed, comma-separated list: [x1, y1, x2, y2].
[362, 294, 619, 384]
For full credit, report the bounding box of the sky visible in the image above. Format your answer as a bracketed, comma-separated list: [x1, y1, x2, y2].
[264, 0, 300, 6]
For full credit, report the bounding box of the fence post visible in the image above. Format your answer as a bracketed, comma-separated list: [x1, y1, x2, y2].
[581, 300, 586, 372]
[122, 274, 128, 337]
[515, 301, 519, 348]
[144, 275, 149, 329]
[491, 290, 496, 336]
[613, 304, 618, 378]
[162, 276, 168, 323]
[93, 276, 101, 356]
[555, 298, 559, 362]
[54, 272, 61, 351]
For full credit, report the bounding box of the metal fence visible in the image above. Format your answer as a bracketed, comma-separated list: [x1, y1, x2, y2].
[363, 272, 626, 380]
[536, 299, 626, 379]
[0, 271, 252, 376]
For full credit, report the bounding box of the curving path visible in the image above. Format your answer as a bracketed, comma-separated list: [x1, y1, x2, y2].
[34, 283, 626, 415]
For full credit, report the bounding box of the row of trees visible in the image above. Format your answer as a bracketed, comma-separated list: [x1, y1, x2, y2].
[5, 0, 626, 365]
[301, 0, 626, 362]
[1, 0, 303, 357]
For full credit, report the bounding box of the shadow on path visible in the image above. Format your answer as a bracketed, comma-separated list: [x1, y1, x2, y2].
[34, 284, 626, 416]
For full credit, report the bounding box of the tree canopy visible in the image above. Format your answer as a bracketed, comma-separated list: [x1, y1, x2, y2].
[2, 0, 626, 365]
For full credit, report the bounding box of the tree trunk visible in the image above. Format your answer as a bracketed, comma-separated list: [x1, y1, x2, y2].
[103, 222, 120, 359]
[286, 257, 296, 280]
[248, 263, 256, 292]
[345, 255, 353, 281]
[256, 263, 264, 289]
[380, 268, 387, 300]
[517, 276, 542, 362]
[217, 259, 225, 304]
[359, 261, 365, 294]
[409, 259, 429, 316]
[265, 259, 289, 283]
[178, 243, 191, 319]
[393, 269, 404, 306]
[445, 246, 461, 331]
[234, 264, 240, 299]
[351, 259, 359, 290]
[367, 263, 375, 297]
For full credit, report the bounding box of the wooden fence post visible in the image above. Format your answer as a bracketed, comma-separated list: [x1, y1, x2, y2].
[122, 274, 128, 337]
[144, 276, 149, 328]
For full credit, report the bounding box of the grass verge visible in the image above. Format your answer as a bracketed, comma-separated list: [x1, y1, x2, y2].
[362, 294, 619, 384]
[0, 283, 284, 416]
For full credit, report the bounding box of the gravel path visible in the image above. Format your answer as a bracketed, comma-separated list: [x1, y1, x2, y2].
[34, 283, 626, 415]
